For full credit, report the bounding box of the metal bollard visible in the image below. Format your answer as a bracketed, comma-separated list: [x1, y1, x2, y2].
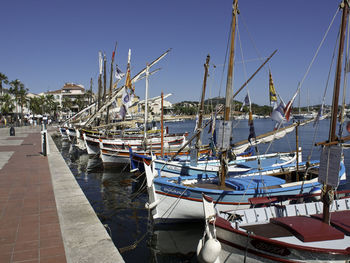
[10, 126, 15, 136]
[42, 131, 47, 156]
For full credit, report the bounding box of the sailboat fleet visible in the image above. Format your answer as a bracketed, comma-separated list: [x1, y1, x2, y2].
[57, 0, 350, 262]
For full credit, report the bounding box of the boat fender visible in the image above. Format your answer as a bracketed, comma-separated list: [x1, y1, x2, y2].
[309, 187, 321, 201]
[130, 168, 139, 173]
[196, 236, 204, 258]
[197, 237, 221, 263]
[145, 199, 161, 210]
[310, 186, 321, 194]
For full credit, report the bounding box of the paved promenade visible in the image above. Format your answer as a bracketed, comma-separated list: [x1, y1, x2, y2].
[0, 126, 123, 263]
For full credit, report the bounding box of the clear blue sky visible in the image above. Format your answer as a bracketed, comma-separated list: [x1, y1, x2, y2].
[0, 0, 346, 107]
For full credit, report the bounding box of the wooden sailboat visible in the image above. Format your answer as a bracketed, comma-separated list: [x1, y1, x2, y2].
[198, 1, 350, 262]
[99, 52, 193, 167]
[143, 0, 348, 224]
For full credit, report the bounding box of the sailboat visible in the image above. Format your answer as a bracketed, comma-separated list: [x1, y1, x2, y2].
[143, 0, 347, 224]
[99, 53, 192, 167]
[151, 118, 317, 178]
[198, 1, 350, 262]
[149, 54, 302, 178]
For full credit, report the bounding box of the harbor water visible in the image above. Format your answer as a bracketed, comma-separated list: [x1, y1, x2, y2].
[53, 118, 350, 262]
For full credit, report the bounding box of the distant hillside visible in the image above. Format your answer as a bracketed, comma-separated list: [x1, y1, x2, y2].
[172, 97, 328, 116]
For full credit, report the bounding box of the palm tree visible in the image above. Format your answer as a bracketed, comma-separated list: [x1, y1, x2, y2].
[85, 90, 94, 104]
[0, 94, 15, 116]
[62, 96, 73, 113]
[75, 96, 87, 112]
[51, 101, 60, 121]
[44, 95, 59, 120]
[9, 79, 21, 122]
[0, 73, 8, 96]
[18, 84, 28, 124]
[44, 94, 55, 114]
[29, 97, 42, 115]
[9, 80, 28, 125]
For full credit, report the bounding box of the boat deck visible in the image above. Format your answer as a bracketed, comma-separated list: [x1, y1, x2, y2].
[271, 216, 344, 242]
[311, 210, 350, 235]
[241, 222, 293, 238]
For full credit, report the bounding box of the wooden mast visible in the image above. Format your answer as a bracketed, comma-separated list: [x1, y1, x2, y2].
[323, 0, 349, 224]
[89, 78, 93, 116]
[195, 54, 210, 149]
[106, 42, 117, 124]
[219, 0, 238, 187]
[96, 52, 103, 126]
[296, 122, 299, 181]
[102, 53, 107, 117]
[161, 92, 164, 158]
[144, 64, 150, 143]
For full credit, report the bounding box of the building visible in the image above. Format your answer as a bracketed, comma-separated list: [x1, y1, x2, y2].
[45, 83, 87, 121]
[46, 83, 85, 107]
[137, 94, 173, 117]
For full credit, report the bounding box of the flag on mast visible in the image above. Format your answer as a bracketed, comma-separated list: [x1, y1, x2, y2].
[115, 65, 125, 80]
[98, 51, 103, 75]
[269, 71, 277, 108]
[125, 49, 132, 89]
[248, 110, 256, 142]
[314, 103, 324, 127]
[119, 104, 126, 120]
[284, 100, 292, 122]
[240, 92, 251, 111]
[271, 101, 285, 124]
[118, 87, 134, 120]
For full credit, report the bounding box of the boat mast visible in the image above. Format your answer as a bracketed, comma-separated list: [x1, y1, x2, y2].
[144, 64, 150, 142]
[161, 92, 164, 158]
[323, 0, 349, 224]
[103, 53, 107, 105]
[106, 42, 117, 124]
[96, 52, 103, 126]
[89, 77, 93, 115]
[195, 54, 210, 149]
[295, 123, 299, 180]
[219, 0, 238, 187]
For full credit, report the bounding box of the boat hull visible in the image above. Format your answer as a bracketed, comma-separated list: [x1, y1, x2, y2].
[144, 159, 347, 223]
[205, 198, 350, 263]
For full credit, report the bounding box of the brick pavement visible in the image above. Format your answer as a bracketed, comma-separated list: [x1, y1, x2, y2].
[0, 128, 66, 263]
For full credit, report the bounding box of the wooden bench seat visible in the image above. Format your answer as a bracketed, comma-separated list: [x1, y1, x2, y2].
[270, 216, 344, 242]
[311, 210, 350, 235]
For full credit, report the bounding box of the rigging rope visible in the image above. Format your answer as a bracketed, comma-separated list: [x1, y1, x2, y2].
[296, 7, 340, 100]
[264, 7, 340, 156]
[339, 17, 350, 137]
[240, 13, 270, 74]
[309, 22, 340, 160]
[218, 17, 232, 99]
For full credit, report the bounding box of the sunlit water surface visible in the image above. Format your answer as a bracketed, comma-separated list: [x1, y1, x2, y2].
[53, 118, 350, 262]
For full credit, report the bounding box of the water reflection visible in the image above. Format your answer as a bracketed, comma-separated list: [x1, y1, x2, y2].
[149, 223, 204, 262]
[54, 118, 347, 262]
[53, 135, 202, 262]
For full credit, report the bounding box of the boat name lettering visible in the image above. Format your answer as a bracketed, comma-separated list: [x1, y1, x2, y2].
[250, 240, 290, 256]
[161, 186, 190, 197]
[165, 165, 181, 172]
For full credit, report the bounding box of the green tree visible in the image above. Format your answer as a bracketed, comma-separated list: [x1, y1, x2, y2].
[29, 97, 42, 115]
[9, 79, 22, 122]
[85, 90, 94, 104]
[0, 94, 15, 116]
[45, 94, 55, 114]
[44, 95, 60, 119]
[62, 96, 73, 112]
[0, 73, 8, 95]
[75, 96, 87, 112]
[18, 84, 28, 123]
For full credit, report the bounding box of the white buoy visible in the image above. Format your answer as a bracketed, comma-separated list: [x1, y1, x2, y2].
[196, 237, 204, 258]
[198, 237, 221, 263]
